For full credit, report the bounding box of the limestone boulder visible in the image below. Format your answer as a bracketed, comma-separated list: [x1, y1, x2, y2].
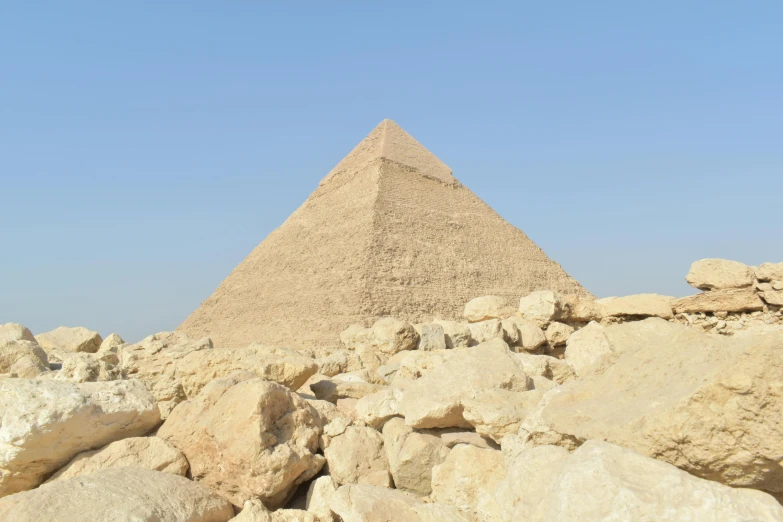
[35, 326, 102, 354]
[467, 318, 504, 344]
[514, 352, 575, 385]
[121, 332, 317, 417]
[432, 319, 472, 349]
[496, 440, 783, 522]
[329, 484, 469, 522]
[673, 288, 765, 313]
[0, 378, 160, 497]
[158, 372, 324, 509]
[382, 417, 449, 495]
[761, 290, 783, 307]
[502, 317, 546, 352]
[323, 426, 390, 487]
[0, 323, 35, 343]
[555, 295, 604, 323]
[397, 339, 530, 429]
[686, 258, 754, 290]
[314, 350, 362, 377]
[0, 467, 234, 522]
[97, 333, 125, 364]
[354, 387, 402, 429]
[519, 319, 783, 496]
[544, 321, 573, 347]
[462, 389, 544, 444]
[464, 296, 514, 323]
[564, 321, 614, 377]
[0, 340, 49, 378]
[100, 333, 125, 350]
[45, 436, 188, 483]
[306, 475, 338, 522]
[413, 323, 446, 351]
[431, 444, 506, 521]
[756, 262, 783, 282]
[518, 290, 559, 325]
[596, 293, 674, 319]
[341, 318, 418, 355]
[55, 352, 123, 382]
[233, 500, 316, 522]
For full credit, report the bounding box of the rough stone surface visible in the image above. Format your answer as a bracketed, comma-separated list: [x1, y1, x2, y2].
[462, 389, 544, 443]
[431, 444, 506, 521]
[158, 372, 324, 509]
[35, 326, 103, 354]
[464, 296, 513, 323]
[467, 318, 504, 344]
[555, 295, 605, 323]
[518, 290, 560, 326]
[564, 321, 614, 377]
[0, 378, 160, 497]
[354, 387, 402, 429]
[178, 120, 590, 350]
[506, 318, 547, 352]
[756, 262, 783, 282]
[496, 440, 783, 522]
[520, 319, 783, 496]
[0, 467, 234, 522]
[0, 323, 36, 344]
[761, 290, 783, 307]
[544, 321, 573, 346]
[234, 500, 316, 522]
[0, 340, 49, 378]
[397, 339, 530, 429]
[323, 426, 390, 486]
[433, 320, 472, 349]
[309, 375, 382, 403]
[45, 436, 188, 483]
[413, 323, 446, 351]
[382, 417, 449, 495]
[121, 332, 317, 417]
[330, 484, 469, 522]
[306, 475, 338, 522]
[55, 352, 123, 382]
[673, 288, 765, 313]
[596, 294, 674, 319]
[686, 258, 754, 290]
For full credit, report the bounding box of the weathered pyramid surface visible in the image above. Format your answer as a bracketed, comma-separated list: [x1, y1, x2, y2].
[179, 119, 591, 348]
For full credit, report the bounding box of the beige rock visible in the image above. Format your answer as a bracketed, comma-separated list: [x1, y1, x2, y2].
[0, 467, 234, 522]
[121, 332, 317, 417]
[673, 288, 765, 313]
[100, 333, 125, 350]
[314, 351, 360, 377]
[45, 436, 187, 482]
[438, 430, 497, 450]
[55, 352, 123, 382]
[96, 333, 125, 365]
[520, 319, 783, 496]
[462, 389, 544, 444]
[323, 426, 390, 486]
[496, 440, 783, 522]
[464, 296, 514, 323]
[0, 323, 35, 343]
[309, 375, 382, 403]
[369, 317, 419, 355]
[0, 340, 49, 378]
[686, 258, 754, 290]
[467, 318, 504, 344]
[514, 352, 575, 385]
[35, 326, 102, 354]
[544, 321, 573, 346]
[234, 500, 317, 522]
[413, 323, 446, 351]
[518, 290, 560, 325]
[431, 444, 506, 521]
[756, 262, 783, 282]
[0, 378, 160, 497]
[329, 484, 469, 522]
[500, 318, 521, 345]
[382, 417, 449, 495]
[761, 289, 783, 306]
[306, 475, 338, 522]
[158, 372, 324, 509]
[505, 317, 546, 352]
[398, 339, 530, 429]
[564, 321, 614, 377]
[596, 293, 674, 319]
[354, 387, 402, 428]
[433, 319, 472, 349]
[555, 295, 604, 323]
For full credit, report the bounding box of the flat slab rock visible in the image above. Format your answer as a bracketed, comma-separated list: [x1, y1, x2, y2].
[0, 467, 234, 522]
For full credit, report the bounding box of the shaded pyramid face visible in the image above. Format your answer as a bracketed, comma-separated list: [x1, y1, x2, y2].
[179, 119, 591, 349]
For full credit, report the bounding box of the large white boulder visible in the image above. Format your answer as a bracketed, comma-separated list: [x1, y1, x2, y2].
[464, 296, 514, 323]
[35, 326, 103, 354]
[0, 323, 36, 343]
[341, 318, 418, 355]
[495, 440, 783, 522]
[0, 467, 234, 522]
[756, 262, 783, 282]
[518, 291, 560, 326]
[0, 378, 160, 497]
[686, 258, 754, 290]
[432, 319, 472, 349]
[45, 436, 188, 483]
[54, 352, 123, 382]
[329, 484, 469, 522]
[382, 417, 449, 495]
[0, 340, 49, 378]
[673, 288, 765, 313]
[564, 321, 614, 377]
[519, 319, 783, 497]
[324, 426, 390, 487]
[397, 339, 530, 429]
[158, 372, 324, 509]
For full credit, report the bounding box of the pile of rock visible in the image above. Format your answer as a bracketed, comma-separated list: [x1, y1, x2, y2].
[0, 258, 782, 521]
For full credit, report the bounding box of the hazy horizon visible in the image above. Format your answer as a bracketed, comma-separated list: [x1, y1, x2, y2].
[2, 3, 781, 342]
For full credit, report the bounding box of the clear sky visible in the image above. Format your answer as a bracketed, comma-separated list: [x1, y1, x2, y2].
[2, 2, 781, 342]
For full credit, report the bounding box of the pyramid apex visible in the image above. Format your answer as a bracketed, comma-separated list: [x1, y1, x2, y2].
[322, 119, 454, 185]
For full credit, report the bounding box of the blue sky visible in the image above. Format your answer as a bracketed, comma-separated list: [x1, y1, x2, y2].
[2, 2, 781, 342]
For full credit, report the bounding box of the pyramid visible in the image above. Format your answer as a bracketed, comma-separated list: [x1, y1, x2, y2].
[179, 119, 591, 348]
